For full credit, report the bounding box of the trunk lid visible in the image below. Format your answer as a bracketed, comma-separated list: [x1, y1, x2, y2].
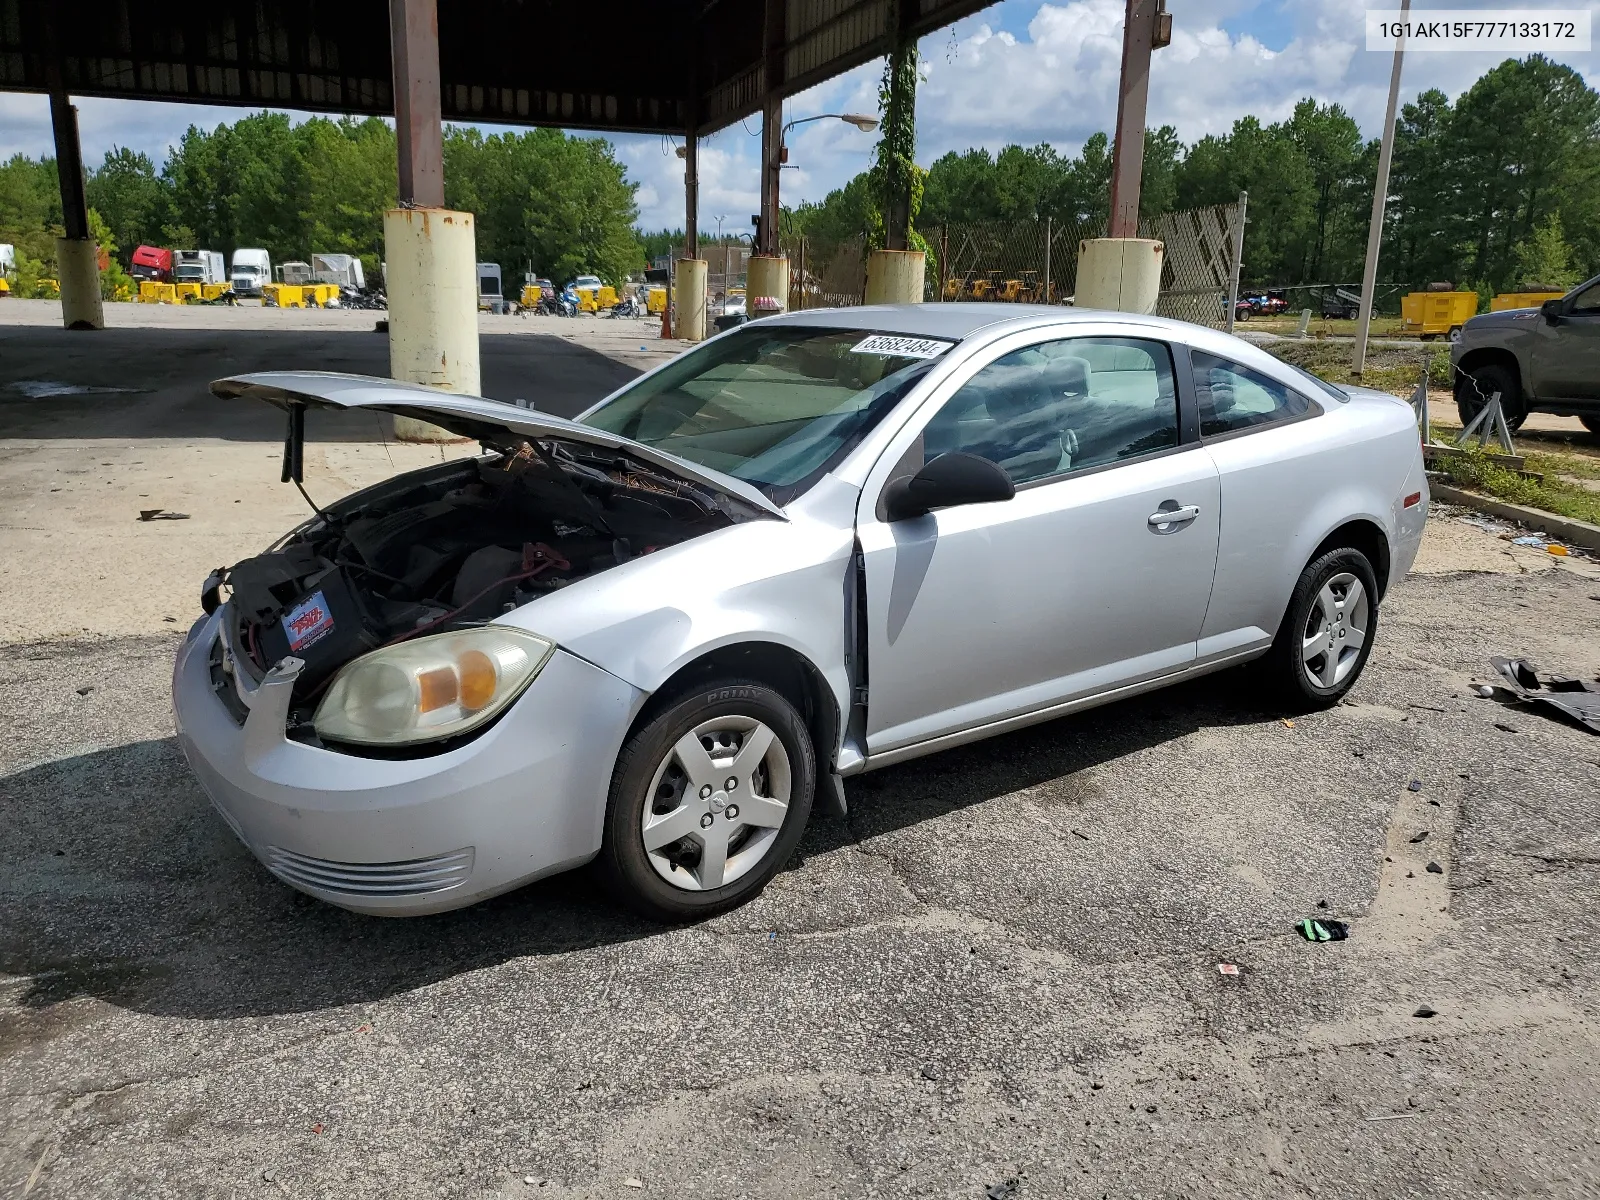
[210, 371, 786, 519]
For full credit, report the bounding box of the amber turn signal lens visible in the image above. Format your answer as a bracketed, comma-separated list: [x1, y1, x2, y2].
[417, 665, 459, 713]
[457, 649, 498, 711]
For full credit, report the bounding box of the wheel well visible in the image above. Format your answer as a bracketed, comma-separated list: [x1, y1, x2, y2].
[1453, 347, 1520, 386]
[1312, 520, 1391, 599]
[638, 642, 841, 771]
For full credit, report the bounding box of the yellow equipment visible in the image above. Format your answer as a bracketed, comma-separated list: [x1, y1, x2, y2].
[576, 287, 600, 314]
[1400, 291, 1477, 339]
[139, 281, 177, 304]
[177, 281, 233, 303]
[1490, 290, 1564, 312]
[262, 282, 339, 308]
[520, 284, 541, 308]
[598, 285, 619, 309]
[646, 285, 667, 314]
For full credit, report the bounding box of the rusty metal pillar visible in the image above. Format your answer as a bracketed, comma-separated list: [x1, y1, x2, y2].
[385, 0, 475, 440]
[49, 92, 89, 241]
[1106, 0, 1166, 237]
[43, 15, 103, 330]
[683, 129, 699, 260]
[390, 0, 445, 207]
[756, 0, 785, 257]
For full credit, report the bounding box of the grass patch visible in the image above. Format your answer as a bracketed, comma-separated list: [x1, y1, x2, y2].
[1437, 442, 1600, 527]
[1265, 340, 1451, 392]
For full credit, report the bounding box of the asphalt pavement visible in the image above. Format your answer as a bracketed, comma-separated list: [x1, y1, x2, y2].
[2, 302, 1600, 1198]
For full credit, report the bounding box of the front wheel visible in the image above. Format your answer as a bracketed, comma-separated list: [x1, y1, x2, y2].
[599, 680, 815, 921]
[1454, 361, 1525, 431]
[1264, 547, 1380, 710]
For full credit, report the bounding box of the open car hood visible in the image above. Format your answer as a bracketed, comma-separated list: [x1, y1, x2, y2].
[210, 371, 786, 520]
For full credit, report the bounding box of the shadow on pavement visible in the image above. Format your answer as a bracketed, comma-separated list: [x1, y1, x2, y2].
[0, 326, 639, 441]
[0, 671, 1270, 1022]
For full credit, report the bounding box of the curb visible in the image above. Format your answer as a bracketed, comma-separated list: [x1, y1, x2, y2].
[1430, 482, 1600, 552]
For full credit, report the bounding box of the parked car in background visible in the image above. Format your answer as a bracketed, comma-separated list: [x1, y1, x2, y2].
[1451, 272, 1600, 433]
[231, 249, 272, 297]
[177, 305, 1427, 923]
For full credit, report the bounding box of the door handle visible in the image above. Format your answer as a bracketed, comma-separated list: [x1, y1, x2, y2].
[1148, 503, 1201, 531]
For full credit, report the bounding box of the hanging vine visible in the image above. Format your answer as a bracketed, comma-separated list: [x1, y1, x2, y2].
[869, 41, 933, 268]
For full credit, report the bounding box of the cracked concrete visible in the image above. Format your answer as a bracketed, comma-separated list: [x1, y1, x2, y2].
[3, 512, 1598, 1197]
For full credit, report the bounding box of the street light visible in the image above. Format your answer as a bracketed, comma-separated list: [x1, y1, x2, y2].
[779, 112, 879, 165]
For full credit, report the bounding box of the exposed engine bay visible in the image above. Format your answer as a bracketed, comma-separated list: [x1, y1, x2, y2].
[212, 436, 750, 712]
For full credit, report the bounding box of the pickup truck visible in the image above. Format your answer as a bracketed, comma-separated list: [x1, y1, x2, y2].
[1451, 273, 1600, 434]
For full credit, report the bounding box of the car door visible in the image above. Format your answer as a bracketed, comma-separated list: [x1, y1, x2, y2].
[856, 331, 1221, 758]
[1186, 349, 1334, 658]
[1531, 279, 1600, 402]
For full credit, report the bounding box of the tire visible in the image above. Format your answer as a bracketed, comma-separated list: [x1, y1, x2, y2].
[1454, 360, 1526, 431]
[1579, 416, 1600, 436]
[1447, 325, 1463, 344]
[599, 679, 816, 922]
[1264, 546, 1381, 711]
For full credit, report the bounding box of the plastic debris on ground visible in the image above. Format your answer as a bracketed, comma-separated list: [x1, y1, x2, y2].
[138, 508, 191, 521]
[1295, 917, 1349, 942]
[1414, 1005, 1437, 1018]
[987, 1179, 1019, 1200]
[1217, 963, 1241, 976]
[1408, 779, 1423, 792]
[1478, 656, 1600, 734]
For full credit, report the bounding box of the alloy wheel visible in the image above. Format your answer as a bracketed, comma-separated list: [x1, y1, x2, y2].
[640, 716, 792, 892]
[1302, 572, 1369, 690]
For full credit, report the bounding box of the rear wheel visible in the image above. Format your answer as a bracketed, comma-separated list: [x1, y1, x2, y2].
[1454, 361, 1526, 431]
[599, 680, 815, 922]
[1264, 547, 1380, 711]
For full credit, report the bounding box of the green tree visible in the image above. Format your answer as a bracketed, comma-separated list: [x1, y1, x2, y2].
[1512, 213, 1579, 289]
[86, 208, 136, 299]
[85, 147, 168, 265]
[1283, 99, 1364, 280]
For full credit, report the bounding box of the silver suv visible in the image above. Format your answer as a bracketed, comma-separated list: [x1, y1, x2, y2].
[1451, 273, 1600, 434]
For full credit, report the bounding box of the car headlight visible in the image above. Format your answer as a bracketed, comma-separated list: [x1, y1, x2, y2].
[313, 627, 555, 747]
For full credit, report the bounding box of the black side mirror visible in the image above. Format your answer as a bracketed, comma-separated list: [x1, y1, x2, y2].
[882, 452, 1016, 521]
[1541, 298, 1564, 324]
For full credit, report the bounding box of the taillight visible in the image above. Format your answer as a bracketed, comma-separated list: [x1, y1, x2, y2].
[1403, 492, 1422, 508]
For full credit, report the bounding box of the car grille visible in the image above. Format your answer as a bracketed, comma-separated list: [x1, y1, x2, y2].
[262, 846, 475, 897]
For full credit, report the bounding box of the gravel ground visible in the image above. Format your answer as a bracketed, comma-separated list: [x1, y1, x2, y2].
[3, 303, 1600, 1197]
[3, 522, 1598, 1199]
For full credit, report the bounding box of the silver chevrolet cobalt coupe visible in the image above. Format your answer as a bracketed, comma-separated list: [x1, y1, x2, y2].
[175, 305, 1428, 921]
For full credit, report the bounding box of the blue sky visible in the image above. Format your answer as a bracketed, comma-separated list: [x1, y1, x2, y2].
[2, 0, 1595, 232]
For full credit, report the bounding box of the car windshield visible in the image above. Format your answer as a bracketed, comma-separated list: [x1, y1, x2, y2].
[582, 325, 951, 505]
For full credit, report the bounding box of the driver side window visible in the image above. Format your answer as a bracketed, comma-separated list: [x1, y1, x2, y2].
[1569, 282, 1600, 315]
[922, 337, 1180, 485]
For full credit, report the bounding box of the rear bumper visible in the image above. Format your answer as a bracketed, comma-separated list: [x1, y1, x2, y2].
[172, 610, 643, 915]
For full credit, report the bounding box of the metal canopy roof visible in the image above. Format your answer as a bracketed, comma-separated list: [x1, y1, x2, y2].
[0, 0, 995, 135]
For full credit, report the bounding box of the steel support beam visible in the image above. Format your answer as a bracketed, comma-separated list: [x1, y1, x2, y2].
[48, 90, 89, 241]
[389, 0, 445, 207]
[1106, 0, 1157, 238]
[757, 0, 785, 256]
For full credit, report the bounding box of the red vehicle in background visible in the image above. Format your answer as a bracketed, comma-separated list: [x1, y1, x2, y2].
[131, 245, 172, 284]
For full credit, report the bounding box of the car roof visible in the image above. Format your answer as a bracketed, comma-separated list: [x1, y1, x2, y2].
[766, 303, 1216, 342]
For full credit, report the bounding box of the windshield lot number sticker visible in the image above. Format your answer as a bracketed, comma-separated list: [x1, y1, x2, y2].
[283, 591, 335, 651]
[850, 335, 954, 359]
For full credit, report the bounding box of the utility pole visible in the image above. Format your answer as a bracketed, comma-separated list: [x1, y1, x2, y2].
[1353, 0, 1410, 377]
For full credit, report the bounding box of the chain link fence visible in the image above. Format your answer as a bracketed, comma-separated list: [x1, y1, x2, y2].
[783, 198, 1245, 329]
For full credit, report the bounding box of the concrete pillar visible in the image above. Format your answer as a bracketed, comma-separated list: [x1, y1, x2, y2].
[384, 208, 479, 442]
[49, 91, 102, 330]
[674, 257, 708, 342]
[1074, 238, 1163, 314]
[56, 238, 105, 330]
[864, 250, 925, 305]
[747, 255, 789, 316]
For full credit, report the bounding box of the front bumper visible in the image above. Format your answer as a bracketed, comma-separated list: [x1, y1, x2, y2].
[172, 610, 643, 915]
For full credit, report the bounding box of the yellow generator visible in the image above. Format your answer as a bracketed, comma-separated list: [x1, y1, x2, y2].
[1400, 291, 1477, 340]
[139, 281, 178, 304]
[575, 287, 600, 314]
[646, 285, 667, 314]
[1490, 290, 1564, 312]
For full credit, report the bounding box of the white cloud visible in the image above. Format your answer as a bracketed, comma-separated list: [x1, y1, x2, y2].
[4, 0, 1596, 231]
